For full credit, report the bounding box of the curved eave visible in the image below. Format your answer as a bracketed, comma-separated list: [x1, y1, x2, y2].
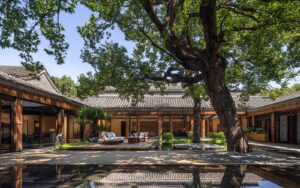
[0, 74, 84, 109]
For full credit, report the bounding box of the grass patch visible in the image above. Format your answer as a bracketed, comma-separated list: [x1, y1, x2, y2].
[58, 141, 91, 150]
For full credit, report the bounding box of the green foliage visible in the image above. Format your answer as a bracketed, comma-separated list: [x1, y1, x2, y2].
[51, 75, 77, 97]
[261, 83, 300, 100]
[1, 1, 298, 100]
[207, 132, 225, 140]
[243, 128, 254, 134]
[78, 106, 110, 137]
[170, 138, 192, 144]
[186, 131, 193, 140]
[255, 128, 267, 134]
[58, 141, 91, 150]
[162, 132, 174, 141]
[79, 106, 110, 125]
[98, 124, 108, 132]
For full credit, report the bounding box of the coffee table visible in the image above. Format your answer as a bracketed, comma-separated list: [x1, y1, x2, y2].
[128, 137, 139, 144]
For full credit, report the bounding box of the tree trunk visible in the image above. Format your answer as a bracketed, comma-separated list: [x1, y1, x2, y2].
[203, 60, 249, 153]
[80, 124, 84, 142]
[192, 168, 201, 188]
[221, 165, 247, 188]
[192, 98, 201, 143]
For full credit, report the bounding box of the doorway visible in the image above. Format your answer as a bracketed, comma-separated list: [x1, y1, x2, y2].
[288, 115, 297, 144]
[120, 121, 126, 137]
[0, 97, 13, 154]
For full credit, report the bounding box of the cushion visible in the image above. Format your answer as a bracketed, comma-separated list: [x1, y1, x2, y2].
[106, 132, 114, 138]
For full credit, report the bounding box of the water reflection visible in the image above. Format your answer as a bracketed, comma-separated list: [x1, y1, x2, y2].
[0, 164, 299, 187]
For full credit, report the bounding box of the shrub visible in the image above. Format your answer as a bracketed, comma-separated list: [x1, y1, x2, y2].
[162, 132, 174, 141]
[208, 132, 225, 140]
[186, 131, 193, 139]
[171, 138, 191, 144]
[243, 128, 254, 134]
[255, 128, 267, 134]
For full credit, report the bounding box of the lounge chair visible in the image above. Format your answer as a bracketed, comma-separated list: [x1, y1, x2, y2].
[99, 132, 124, 144]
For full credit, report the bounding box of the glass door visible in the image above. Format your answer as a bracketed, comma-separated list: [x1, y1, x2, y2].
[0, 98, 13, 153]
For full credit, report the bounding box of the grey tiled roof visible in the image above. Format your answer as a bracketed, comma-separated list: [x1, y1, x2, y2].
[0, 70, 84, 107]
[251, 90, 300, 111]
[83, 94, 270, 110]
[0, 65, 31, 79]
[0, 65, 61, 95]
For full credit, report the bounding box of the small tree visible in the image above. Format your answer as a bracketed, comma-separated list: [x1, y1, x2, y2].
[183, 83, 209, 143]
[78, 107, 111, 139]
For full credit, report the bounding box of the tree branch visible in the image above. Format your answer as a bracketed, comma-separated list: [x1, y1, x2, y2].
[145, 68, 204, 85]
[138, 27, 183, 64]
[140, 0, 165, 34]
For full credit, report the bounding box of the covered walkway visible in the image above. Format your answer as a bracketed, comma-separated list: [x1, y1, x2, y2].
[249, 141, 300, 153]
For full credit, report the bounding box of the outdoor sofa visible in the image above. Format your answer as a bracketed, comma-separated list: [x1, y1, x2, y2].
[99, 132, 124, 145]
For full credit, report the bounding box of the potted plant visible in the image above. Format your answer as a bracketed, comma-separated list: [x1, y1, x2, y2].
[245, 127, 268, 142]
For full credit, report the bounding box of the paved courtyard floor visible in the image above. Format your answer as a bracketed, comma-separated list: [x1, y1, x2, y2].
[1, 148, 300, 167]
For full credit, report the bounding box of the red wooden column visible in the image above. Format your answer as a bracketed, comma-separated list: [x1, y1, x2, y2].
[251, 116, 255, 129]
[13, 98, 23, 152]
[56, 109, 64, 135]
[169, 115, 173, 133]
[158, 115, 163, 136]
[190, 115, 194, 132]
[201, 115, 206, 138]
[126, 115, 130, 137]
[13, 165, 23, 188]
[271, 112, 276, 143]
[39, 112, 44, 144]
[137, 115, 140, 134]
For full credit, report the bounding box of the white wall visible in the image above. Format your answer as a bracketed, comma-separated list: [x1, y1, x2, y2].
[279, 115, 288, 142]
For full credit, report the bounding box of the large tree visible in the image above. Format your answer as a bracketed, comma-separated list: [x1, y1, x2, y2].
[0, 1, 299, 152]
[51, 75, 77, 97]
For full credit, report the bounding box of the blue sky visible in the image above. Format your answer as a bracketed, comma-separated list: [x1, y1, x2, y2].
[0, 5, 135, 81]
[0, 5, 298, 86]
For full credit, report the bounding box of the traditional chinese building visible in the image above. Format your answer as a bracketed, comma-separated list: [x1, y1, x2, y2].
[0, 66, 83, 153]
[0, 65, 299, 154]
[83, 86, 270, 138]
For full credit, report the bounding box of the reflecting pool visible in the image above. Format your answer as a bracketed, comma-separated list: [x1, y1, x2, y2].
[0, 164, 299, 187]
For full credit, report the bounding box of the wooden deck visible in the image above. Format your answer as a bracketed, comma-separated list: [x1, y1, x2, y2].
[67, 140, 157, 151]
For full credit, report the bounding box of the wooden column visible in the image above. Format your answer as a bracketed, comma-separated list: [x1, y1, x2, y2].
[13, 165, 23, 188]
[169, 115, 173, 133]
[56, 109, 64, 135]
[201, 115, 206, 138]
[13, 98, 22, 152]
[137, 115, 140, 134]
[66, 115, 70, 143]
[251, 116, 255, 129]
[158, 115, 163, 136]
[190, 115, 194, 132]
[271, 112, 276, 143]
[126, 115, 130, 137]
[39, 112, 44, 144]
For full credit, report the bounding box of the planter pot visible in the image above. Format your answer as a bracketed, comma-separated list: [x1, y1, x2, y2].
[246, 133, 268, 142]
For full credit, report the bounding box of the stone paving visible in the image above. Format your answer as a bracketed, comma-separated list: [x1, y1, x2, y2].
[1, 148, 300, 167]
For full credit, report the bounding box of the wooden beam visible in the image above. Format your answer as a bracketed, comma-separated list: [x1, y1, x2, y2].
[0, 84, 80, 110]
[13, 98, 23, 152]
